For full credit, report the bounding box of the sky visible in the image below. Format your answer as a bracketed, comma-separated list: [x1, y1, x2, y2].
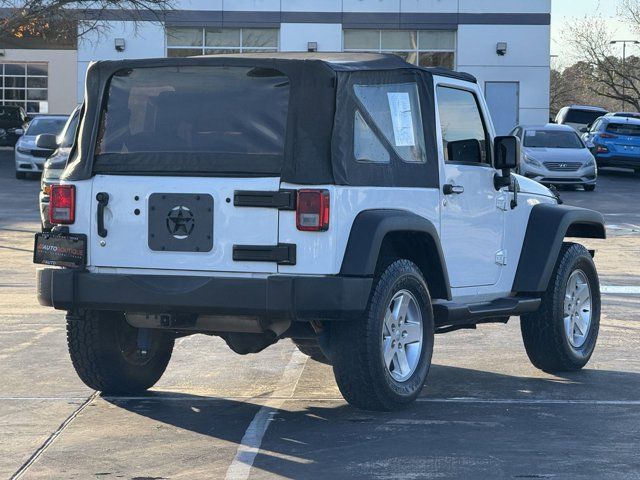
[551, 0, 638, 65]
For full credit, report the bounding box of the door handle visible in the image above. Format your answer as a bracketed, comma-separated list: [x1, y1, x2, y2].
[443, 184, 464, 195]
[96, 192, 109, 238]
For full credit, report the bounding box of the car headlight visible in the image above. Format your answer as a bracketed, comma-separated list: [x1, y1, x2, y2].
[16, 146, 31, 154]
[524, 155, 543, 168]
[584, 159, 596, 168]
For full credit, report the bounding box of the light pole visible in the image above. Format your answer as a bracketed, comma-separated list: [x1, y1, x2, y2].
[610, 39, 640, 111]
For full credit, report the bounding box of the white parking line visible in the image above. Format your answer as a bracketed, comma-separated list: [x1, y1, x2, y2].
[225, 349, 308, 480]
[601, 285, 640, 295]
[416, 398, 640, 405]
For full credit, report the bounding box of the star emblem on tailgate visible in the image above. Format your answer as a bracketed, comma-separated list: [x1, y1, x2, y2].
[166, 206, 195, 239]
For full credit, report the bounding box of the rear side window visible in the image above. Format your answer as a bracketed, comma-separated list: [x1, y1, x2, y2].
[606, 122, 640, 136]
[353, 110, 390, 163]
[353, 83, 426, 163]
[96, 66, 289, 158]
[436, 86, 490, 164]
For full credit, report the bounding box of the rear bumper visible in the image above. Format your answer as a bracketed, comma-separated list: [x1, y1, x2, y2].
[595, 154, 640, 169]
[36, 268, 373, 322]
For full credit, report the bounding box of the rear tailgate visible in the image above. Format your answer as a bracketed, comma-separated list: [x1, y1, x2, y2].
[89, 175, 282, 273]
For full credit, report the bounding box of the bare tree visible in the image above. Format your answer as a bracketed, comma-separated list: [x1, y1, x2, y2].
[0, 0, 174, 44]
[620, 0, 640, 31]
[550, 68, 575, 115]
[564, 16, 640, 111]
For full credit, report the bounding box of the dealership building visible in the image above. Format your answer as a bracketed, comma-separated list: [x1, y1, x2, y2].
[1, 0, 551, 134]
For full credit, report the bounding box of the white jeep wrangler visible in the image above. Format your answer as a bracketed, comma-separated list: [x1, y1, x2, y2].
[35, 53, 605, 411]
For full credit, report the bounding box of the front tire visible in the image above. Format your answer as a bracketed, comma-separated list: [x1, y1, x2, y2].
[67, 310, 175, 393]
[584, 184, 596, 192]
[521, 243, 600, 372]
[15, 171, 26, 180]
[331, 259, 434, 411]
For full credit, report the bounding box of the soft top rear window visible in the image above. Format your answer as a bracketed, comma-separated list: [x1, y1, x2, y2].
[95, 66, 290, 174]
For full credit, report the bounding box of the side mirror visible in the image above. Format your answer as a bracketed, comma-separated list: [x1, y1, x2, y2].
[579, 127, 588, 133]
[36, 133, 59, 151]
[14, 128, 24, 136]
[494, 135, 520, 189]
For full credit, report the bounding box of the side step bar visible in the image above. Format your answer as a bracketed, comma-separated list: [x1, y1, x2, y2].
[433, 296, 541, 328]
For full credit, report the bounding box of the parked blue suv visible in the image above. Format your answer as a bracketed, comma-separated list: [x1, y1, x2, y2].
[582, 117, 640, 174]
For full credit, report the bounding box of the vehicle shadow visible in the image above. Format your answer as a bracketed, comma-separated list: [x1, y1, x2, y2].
[102, 363, 640, 479]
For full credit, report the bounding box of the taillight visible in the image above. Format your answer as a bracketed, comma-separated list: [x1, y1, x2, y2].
[49, 184, 75, 224]
[296, 189, 330, 231]
[600, 133, 618, 139]
[596, 144, 609, 153]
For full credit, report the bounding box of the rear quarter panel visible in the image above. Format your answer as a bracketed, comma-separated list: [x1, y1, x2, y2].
[278, 184, 440, 275]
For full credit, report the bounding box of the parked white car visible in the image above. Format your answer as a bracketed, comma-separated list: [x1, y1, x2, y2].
[511, 124, 597, 191]
[14, 115, 68, 179]
[555, 105, 608, 132]
[35, 54, 605, 411]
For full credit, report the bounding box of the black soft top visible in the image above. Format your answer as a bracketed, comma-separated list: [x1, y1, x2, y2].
[65, 53, 474, 186]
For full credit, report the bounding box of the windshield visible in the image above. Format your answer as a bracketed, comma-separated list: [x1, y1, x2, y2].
[524, 130, 584, 149]
[606, 123, 640, 136]
[564, 110, 604, 126]
[96, 66, 289, 162]
[59, 109, 80, 148]
[0, 107, 21, 122]
[26, 117, 67, 136]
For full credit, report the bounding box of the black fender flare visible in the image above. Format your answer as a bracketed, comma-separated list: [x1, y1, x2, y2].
[339, 209, 451, 300]
[512, 203, 606, 293]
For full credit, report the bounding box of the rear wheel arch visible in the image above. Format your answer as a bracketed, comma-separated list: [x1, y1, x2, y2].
[340, 210, 451, 301]
[513, 204, 605, 294]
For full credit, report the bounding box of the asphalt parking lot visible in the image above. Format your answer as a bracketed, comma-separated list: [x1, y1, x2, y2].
[0, 148, 639, 480]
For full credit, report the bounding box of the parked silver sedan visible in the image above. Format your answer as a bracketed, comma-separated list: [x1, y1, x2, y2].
[510, 124, 597, 191]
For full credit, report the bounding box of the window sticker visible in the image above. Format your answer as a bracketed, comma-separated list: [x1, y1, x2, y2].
[387, 92, 416, 147]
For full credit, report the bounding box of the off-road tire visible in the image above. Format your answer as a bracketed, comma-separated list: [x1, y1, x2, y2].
[331, 259, 434, 411]
[15, 171, 26, 180]
[67, 310, 175, 393]
[521, 243, 600, 373]
[584, 184, 596, 192]
[292, 339, 331, 365]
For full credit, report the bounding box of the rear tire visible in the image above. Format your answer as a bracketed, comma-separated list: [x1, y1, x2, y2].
[292, 339, 331, 365]
[67, 310, 174, 393]
[521, 243, 600, 373]
[584, 184, 596, 192]
[331, 259, 434, 411]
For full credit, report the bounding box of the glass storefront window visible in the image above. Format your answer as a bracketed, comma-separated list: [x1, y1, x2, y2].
[167, 27, 279, 57]
[0, 62, 48, 113]
[344, 29, 456, 69]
